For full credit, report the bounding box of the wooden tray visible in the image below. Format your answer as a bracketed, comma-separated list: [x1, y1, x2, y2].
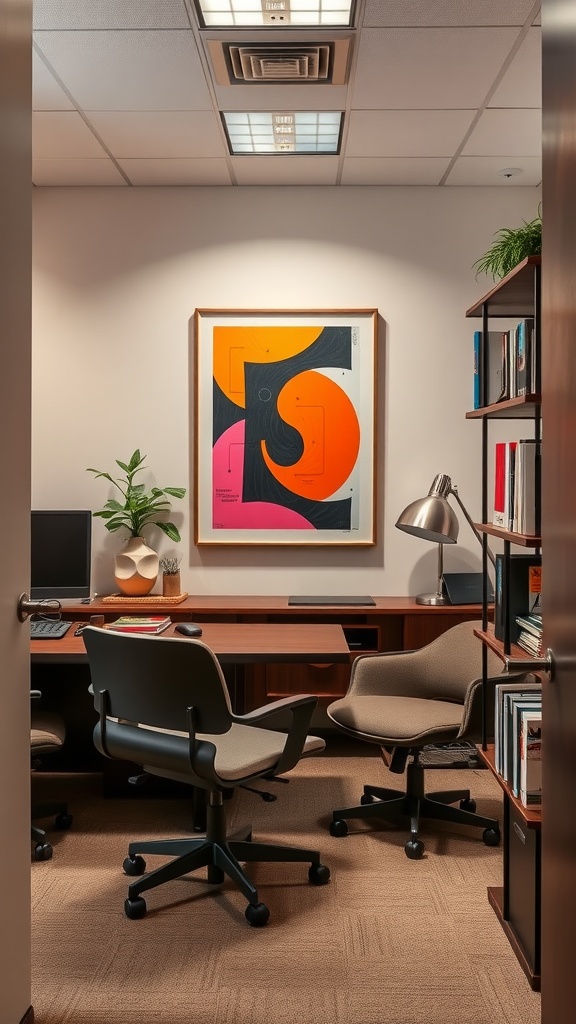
[101, 592, 189, 605]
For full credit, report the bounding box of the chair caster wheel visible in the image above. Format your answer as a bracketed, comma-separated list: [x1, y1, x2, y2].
[261, 792, 277, 802]
[33, 841, 53, 861]
[308, 863, 330, 885]
[482, 827, 501, 847]
[245, 902, 270, 927]
[123, 855, 146, 876]
[125, 896, 147, 919]
[360, 794, 373, 805]
[405, 839, 425, 860]
[55, 812, 73, 830]
[459, 798, 476, 812]
[329, 819, 348, 838]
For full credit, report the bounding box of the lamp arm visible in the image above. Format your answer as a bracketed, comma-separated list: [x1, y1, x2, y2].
[449, 487, 496, 568]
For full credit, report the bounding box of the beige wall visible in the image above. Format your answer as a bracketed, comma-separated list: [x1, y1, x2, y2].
[32, 184, 539, 598]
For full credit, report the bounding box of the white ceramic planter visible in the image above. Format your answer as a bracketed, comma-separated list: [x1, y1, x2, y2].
[114, 536, 159, 596]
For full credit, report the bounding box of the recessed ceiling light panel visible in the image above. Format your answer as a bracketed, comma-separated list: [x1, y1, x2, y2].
[222, 111, 343, 154]
[195, 0, 353, 28]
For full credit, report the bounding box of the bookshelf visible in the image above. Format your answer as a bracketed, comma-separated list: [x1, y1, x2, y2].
[466, 256, 542, 989]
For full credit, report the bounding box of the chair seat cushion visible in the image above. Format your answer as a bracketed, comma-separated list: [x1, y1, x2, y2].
[108, 720, 325, 783]
[327, 694, 464, 746]
[31, 711, 66, 753]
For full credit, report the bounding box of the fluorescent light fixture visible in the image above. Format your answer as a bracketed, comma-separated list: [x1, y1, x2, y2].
[223, 111, 343, 154]
[195, 0, 353, 28]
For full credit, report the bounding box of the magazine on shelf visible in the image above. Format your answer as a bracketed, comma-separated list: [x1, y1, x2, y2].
[494, 680, 542, 775]
[511, 694, 542, 795]
[107, 615, 172, 634]
[519, 711, 542, 807]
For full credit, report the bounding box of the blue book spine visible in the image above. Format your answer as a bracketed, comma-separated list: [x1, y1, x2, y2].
[473, 331, 481, 408]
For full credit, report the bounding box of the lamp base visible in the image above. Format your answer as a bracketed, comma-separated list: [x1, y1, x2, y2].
[415, 592, 447, 606]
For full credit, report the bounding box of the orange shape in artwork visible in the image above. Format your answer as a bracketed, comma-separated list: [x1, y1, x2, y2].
[262, 370, 360, 501]
[213, 326, 323, 408]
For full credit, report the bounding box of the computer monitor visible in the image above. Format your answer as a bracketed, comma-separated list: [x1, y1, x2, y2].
[30, 510, 92, 600]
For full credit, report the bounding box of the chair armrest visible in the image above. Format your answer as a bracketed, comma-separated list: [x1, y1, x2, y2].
[232, 695, 318, 777]
[231, 694, 317, 724]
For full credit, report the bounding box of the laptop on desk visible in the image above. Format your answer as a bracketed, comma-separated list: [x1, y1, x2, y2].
[442, 573, 494, 605]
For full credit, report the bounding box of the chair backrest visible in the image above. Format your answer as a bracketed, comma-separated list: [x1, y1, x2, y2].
[409, 620, 503, 703]
[82, 627, 234, 735]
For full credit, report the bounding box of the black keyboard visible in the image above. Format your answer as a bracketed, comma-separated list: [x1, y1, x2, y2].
[30, 619, 72, 639]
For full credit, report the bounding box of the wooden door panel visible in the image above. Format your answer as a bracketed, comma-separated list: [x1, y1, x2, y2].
[541, 4, 576, 1019]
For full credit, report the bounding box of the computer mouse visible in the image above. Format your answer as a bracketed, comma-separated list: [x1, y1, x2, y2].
[175, 622, 203, 638]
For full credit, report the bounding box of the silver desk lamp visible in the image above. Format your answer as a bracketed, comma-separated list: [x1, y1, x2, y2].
[395, 473, 495, 606]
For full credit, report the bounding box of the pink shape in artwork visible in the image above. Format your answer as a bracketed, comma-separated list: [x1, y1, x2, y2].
[212, 420, 314, 531]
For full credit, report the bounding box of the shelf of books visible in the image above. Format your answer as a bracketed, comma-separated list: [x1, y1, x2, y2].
[466, 255, 542, 990]
[465, 395, 541, 420]
[477, 746, 541, 828]
[474, 523, 541, 547]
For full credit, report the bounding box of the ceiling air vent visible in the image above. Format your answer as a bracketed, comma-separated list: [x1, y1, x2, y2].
[207, 37, 351, 87]
[229, 43, 330, 83]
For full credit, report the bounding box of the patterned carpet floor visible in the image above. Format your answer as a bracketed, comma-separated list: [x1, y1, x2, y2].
[31, 757, 541, 1024]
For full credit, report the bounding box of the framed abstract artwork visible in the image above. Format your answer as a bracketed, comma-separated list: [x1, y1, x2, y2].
[193, 309, 378, 546]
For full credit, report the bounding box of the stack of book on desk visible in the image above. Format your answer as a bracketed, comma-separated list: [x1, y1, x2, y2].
[107, 615, 171, 634]
[494, 680, 542, 807]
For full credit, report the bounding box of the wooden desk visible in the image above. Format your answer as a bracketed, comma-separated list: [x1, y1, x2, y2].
[31, 620, 350, 807]
[59, 596, 488, 709]
[31, 621, 350, 666]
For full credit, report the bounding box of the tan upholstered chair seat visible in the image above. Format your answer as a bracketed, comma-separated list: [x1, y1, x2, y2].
[133, 721, 325, 782]
[31, 711, 66, 754]
[328, 695, 463, 747]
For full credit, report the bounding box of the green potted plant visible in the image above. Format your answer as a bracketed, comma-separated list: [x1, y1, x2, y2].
[473, 206, 542, 281]
[87, 449, 186, 596]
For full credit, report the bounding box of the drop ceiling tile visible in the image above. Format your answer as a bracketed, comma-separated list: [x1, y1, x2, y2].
[34, 30, 213, 111]
[341, 157, 450, 185]
[32, 159, 127, 186]
[346, 109, 474, 157]
[33, 0, 190, 30]
[462, 108, 541, 156]
[489, 27, 541, 108]
[445, 155, 542, 186]
[351, 27, 521, 108]
[213, 84, 348, 112]
[87, 111, 226, 159]
[363, 0, 539, 28]
[33, 111, 109, 159]
[232, 156, 339, 185]
[118, 158, 233, 185]
[32, 51, 75, 110]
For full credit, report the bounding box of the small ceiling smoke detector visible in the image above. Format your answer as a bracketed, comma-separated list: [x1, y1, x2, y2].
[497, 167, 524, 178]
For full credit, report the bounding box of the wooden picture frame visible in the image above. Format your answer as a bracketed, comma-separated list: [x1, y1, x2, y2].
[193, 309, 378, 546]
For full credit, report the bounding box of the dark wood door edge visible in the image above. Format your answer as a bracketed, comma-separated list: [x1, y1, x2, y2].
[19, 1006, 34, 1024]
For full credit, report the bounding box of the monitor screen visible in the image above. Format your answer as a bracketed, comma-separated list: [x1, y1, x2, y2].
[31, 510, 92, 600]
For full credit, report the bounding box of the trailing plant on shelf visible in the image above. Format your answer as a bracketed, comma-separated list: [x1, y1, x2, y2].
[87, 449, 186, 542]
[473, 205, 542, 281]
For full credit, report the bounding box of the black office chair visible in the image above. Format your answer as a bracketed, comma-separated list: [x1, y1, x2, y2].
[31, 691, 72, 860]
[82, 626, 330, 926]
[327, 621, 529, 859]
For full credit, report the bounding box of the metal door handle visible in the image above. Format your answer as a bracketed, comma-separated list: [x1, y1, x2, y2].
[17, 592, 61, 622]
[504, 647, 555, 681]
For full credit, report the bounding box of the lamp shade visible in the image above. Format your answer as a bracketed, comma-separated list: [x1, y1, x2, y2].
[395, 474, 460, 544]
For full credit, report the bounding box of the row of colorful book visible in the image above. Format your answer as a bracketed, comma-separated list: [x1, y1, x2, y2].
[494, 679, 542, 807]
[473, 318, 536, 409]
[492, 438, 541, 535]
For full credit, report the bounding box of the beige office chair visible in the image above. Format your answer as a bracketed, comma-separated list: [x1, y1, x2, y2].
[327, 621, 527, 859]
[82, 626, 331, 927]
[31, 692, 72, 860]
